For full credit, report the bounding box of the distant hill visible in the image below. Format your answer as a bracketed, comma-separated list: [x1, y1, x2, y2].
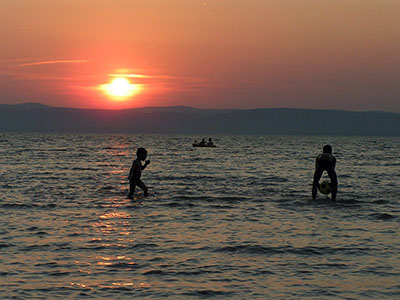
[0, 103, 399, 136]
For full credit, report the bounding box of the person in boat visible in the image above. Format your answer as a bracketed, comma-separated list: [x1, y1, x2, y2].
[127, 147, 150, 199]
[199, 138, 206, 146]
[312, 144, 338, 200]
[207, 138, 214, 146]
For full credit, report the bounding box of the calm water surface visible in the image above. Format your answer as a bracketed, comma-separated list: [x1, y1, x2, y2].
[0, 134, 399, 299]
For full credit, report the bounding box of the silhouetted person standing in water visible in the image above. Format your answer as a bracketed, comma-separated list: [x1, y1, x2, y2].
[128, 147, 150, 199]
[312, 145, 338, 200]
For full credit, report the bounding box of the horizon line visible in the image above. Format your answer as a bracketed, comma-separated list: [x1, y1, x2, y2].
[0, 102, 398, 114]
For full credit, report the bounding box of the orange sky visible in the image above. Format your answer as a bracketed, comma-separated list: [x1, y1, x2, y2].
[1, 0, 399, 111]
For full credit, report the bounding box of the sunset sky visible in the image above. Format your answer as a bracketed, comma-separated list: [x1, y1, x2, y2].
[1, 0, 399, 111]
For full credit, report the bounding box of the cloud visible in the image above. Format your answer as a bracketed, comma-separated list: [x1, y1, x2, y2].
[17, 60, 88, 68]
[0, 58, 91, 84]
[109, 73, 150, 79]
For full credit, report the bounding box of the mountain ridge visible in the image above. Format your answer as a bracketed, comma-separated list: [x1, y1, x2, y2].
[1, 103, 399, 135]
[3, 102, 399, 115]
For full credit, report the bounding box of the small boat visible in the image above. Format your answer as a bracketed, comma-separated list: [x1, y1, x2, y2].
[193, 138, 216, 147]
[193, 142, 216, 148]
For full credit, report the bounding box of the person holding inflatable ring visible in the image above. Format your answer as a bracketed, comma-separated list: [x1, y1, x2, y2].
[312, 145, 338, 200]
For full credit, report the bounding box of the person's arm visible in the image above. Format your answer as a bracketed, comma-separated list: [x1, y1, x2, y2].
[332, 156, 336, 169]
[141, 160, 150, 170]
[315, 156, 319, 170]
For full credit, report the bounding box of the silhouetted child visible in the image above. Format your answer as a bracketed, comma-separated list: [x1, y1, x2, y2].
[312, 144, 338, 200]
[128, 147, 150, 199]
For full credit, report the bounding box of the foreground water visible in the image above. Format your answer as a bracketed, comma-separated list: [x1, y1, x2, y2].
[0, 134, 399, 299]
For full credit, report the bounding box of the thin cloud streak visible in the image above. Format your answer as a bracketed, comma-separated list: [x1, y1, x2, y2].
[109, 73, 150, 79]
[17, 60, 89, 67]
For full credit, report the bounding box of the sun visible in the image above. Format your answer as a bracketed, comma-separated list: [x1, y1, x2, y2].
[99, 77, 141, 100]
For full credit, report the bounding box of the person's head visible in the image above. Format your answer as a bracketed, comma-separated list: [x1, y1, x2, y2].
[136, 147, 147, 160]
[322, 144, 332, 154]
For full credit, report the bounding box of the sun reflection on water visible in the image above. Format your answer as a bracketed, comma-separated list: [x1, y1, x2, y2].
[70, 282, 93, 290]
[90, 210, 134, 237]
[70, 281, 151, 290]
[99, 212, 132, 219]
[98, 282, 151, 289]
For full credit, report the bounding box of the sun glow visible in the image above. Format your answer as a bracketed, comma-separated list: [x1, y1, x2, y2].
[99, 77, 142, 100]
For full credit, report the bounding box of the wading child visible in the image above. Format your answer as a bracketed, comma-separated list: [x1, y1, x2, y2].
[128, 147, 150, 199]
[312, 144, 338, 200]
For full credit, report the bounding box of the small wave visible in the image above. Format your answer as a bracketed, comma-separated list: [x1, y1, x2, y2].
[293, 200, 305, 206]
[260, 187, 277, 193]
[340, 174, 352, 178]
[1, 203, 35, 209]
[183, 290, 234, 297]
[264, 175, 289, 183]
[98, 285, 135, 291]
[215, 245, 372, 256]
[383, 162, 400, 166]
[98, 186, 115, 191]
[21, 244, 51, 252]
[46, 148, 68, 152]
[87, 239, 106, 244]
[0, 271, 12, 276]
[130, 243, 159, 249]
[153, 174, 217, 181]
[175, 270, 208, 276]
[47, 271, 71, 277]
[337, 198, 364, 205]
[67, 232, 81, 237]
[372, 200, 389, 205]
[125, 204, 145, 209]
[170, 195, 250, 203]
[216, 245, 282, 255]
[164, 202, 196, 208]
[1, 203, 57, 209]
[315, 263, 348, 270]
[143, 269, 165, 275]
[258, 270, 275, 275]
[149, 257, 165, 262]
[105, 262, 140, 269]
[27, 226, 39, 231]
[71, 167, 97, 171]
[171, 195, 210, 201]
[79, 244, 127, 250]
[209, 204, 235, 209]
[214, 196, 250, 202]
[34, 231, 48, 235]
[42, 203, 57, 209]
[370, 213, 396, 221]
[34, 262, 59, 268]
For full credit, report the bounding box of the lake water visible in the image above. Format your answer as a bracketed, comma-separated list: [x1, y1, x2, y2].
[0, 134, 399, 299]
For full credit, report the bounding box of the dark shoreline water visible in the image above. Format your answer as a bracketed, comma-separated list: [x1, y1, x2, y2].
[1, 134, 399, 299]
